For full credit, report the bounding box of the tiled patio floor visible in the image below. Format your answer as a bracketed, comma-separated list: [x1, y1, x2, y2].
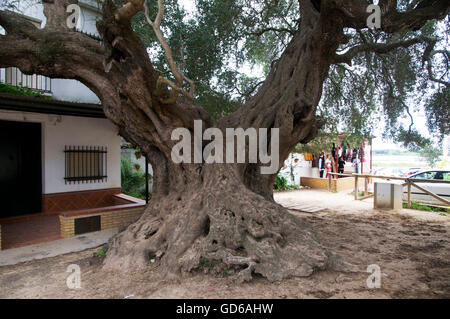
[1, 216, 61, 250]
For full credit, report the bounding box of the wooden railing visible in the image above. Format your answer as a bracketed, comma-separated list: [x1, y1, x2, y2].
[327, 172, 353, 191]
[328, 172, 450, 208]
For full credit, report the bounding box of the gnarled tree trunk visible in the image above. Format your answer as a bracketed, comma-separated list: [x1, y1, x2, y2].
[104, 161, 332, 282]
[100, 1, 338, 281]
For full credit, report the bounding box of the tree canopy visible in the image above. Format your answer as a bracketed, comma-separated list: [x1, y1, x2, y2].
[2, 0, 448, 149]
[126, 0, 449, 150]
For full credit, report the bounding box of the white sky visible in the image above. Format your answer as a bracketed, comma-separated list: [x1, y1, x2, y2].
[179, 0, 196, 13]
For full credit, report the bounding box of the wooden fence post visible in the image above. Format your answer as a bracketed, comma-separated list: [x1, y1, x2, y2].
[407, 182, 411, 209]
[354, 175, 359, 200]
[364, 177, 368, 196]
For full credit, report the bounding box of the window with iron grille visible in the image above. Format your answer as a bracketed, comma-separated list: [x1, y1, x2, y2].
[64, 146, 107, 184]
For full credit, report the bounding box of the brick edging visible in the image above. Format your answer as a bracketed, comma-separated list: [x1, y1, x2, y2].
[58, 195, 146, 238]
[59, 205, 145, 238]
[59, 202, 145, 218]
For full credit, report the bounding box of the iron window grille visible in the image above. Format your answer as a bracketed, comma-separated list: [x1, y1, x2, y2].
[64, 146, 107, 184]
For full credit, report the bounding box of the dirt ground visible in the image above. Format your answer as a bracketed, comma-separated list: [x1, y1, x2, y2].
[0, 189, 449, 299]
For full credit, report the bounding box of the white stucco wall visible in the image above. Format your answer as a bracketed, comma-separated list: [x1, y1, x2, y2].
[0, 110, 121, 194]
[78, 1, 101, 36]
[1, 1, 102, 104]
[50, 0, 102, 104]
[8, 0, 100, 35]
[280, 153, 310, 185]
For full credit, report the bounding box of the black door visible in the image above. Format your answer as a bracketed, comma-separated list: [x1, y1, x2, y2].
[0, 120, 42, 218]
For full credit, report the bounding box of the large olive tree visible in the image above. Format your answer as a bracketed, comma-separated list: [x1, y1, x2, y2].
[0, 0, 448, 281]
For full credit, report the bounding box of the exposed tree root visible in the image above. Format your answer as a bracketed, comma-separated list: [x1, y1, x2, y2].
[104, 181, 335, 282]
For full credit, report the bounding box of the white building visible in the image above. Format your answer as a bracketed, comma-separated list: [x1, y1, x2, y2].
[0, 1, 145, 250]
[279, 153, 310, 186]
[0, 0, 101, 104]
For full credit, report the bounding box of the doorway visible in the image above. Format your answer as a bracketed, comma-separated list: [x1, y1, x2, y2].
[0, 120, 42, 218]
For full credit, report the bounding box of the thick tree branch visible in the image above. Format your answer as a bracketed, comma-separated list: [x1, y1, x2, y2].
[382, 0, 449, 33]
[423, 49, 450, 87]
[143, 0, 195, 104]
[0, 1, 209, 165]
[246, 27, 296, 37]
[332, 35, 437, 65]
[0, 9, 105, 85]
[322, 0, 449, 32]
[42, 0, 79, 30]
[114, 0, 144, 23]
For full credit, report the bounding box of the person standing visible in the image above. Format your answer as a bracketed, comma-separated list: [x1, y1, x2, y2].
[352, 156, 360, 174]
[318, 152, 325, 178]
[325, 155, 332, 179]
[338, 155, 345, 175]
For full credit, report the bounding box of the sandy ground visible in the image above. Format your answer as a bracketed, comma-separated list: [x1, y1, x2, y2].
[0, 189, 449, 299]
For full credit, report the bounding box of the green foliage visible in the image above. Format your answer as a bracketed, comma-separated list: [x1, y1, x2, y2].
[403, 201, 449, 213]
[273, 175, 288, 190]
[130, 0, 302, 121]
[424, 87, 449, 140]
[97, 249, 106, 258]
[296, 133, 366, 156]
[129, 0, 450, 153]
[121, 157, 149, 200]
[223, 266, 229, 276]
[7, 0, 446, 155]
[200, 256, 216, 270]
[0, 83, 49, 98]
[419, 144, 443, 167]
[273, 175, 299, 191]
[131, 0, 245, 122]
[392, 127, 442, 167]
[295, 133, 339, 155]
[311, 17, 448, 151]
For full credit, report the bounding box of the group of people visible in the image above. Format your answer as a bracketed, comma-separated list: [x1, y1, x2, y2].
[317, 146, 362, 178]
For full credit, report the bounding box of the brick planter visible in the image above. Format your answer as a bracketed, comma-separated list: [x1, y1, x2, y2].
[59, 194, 146, 238]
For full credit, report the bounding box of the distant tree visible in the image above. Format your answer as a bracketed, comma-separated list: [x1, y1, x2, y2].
[121, 157, 147, 199]
[419, 145, 443, 167]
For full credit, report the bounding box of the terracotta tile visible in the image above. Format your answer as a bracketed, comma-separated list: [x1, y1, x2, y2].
[1, 216, 61, 250]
